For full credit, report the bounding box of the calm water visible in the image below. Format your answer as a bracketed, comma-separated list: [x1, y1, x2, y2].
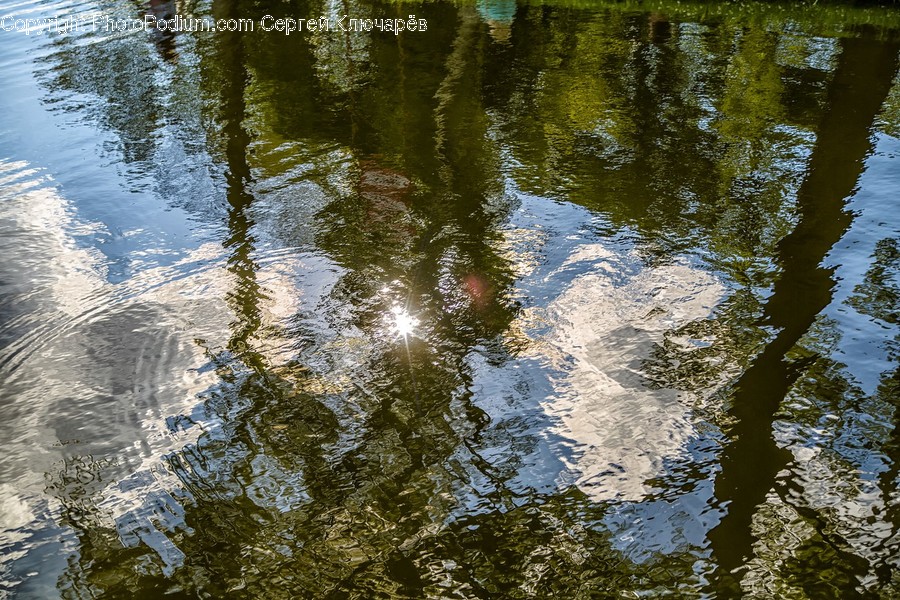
[1, 0, 900, 597]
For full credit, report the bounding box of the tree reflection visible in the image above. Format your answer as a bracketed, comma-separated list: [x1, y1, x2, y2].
[706, 31, 900, 596]
[18, 0, 900, 596]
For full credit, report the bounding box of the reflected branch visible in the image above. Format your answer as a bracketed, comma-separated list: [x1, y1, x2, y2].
[707, 31, 900, 596]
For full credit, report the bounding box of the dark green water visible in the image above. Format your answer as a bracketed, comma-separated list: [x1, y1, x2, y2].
[1, 0, 900, 597]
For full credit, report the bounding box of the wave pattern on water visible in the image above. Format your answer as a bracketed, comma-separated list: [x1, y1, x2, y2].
[2, 0, 900, 597]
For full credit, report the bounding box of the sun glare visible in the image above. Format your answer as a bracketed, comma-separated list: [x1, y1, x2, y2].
[390, 305, 419, 339]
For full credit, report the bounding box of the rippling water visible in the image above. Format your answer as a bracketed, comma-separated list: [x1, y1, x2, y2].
[2, 0, 900, 597]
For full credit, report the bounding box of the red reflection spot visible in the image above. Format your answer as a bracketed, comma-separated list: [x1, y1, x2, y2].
[463, 273, 491, 309]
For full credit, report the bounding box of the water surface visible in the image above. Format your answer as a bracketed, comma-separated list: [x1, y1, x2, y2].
[2, 0, 900, 597]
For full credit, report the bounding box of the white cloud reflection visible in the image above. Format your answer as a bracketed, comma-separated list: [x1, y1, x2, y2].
[480, 216, 726, 503]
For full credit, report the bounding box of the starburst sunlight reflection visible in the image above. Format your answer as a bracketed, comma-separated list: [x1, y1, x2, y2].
[389, 305, 419, 339]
